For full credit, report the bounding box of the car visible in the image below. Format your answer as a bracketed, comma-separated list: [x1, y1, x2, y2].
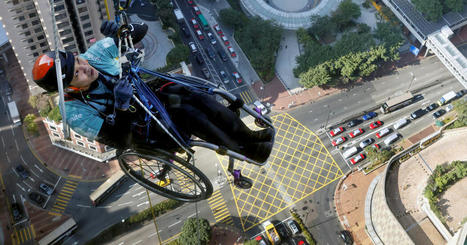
[255, 235, 268, 245]
[286, 220, 300, 235]
[195, 53, 204, 64]
[329, 127, 344, 137]
[347, 119, 362, 128]
[15, 165, 29, 179]
[375, 128, 390, 138]
[220, 35, 229, 45]
[201, 67, 210, 79]
[186, 0, 193, 5]
[11, 203, 23, 222]
[218, 50, 228, 62]
[213, 24, 223, 35]
[332, 136, 346, 146]
[446, 103, 454, 112]
[195, 29, 204, 40]
[457, 89, 467, 97]
[359, 138, 374, 148]
[190, 18, 199, 29]
[227, 46, 236, 57]
[188, 41, 197, 53]
[373, 143, 380, 150]
[433, 109, 446, 119]
[205, 47, 215, 59]
[253, 100, 268, 115]
[350, 154, 365, 165]
[362, 111, 377, 121]
[425, 103, 438, 112]
[410, 108, 427, 120]
[29, 192, 45, 207]
[339, 230, 353, 245]
[6, 83, 13, 95]
[276, 222, 289, 239]
[192, 5, 201, 15]
[393, 118, 410, 130]
[349, 128, 363, 138]
[232, 72, 242, 84]
[181, 26, 190, 37]
[207, 32, 216, 45]
[219, 70, 229, 84]
[369, 120, 383, 129]
[39, 183, 54, 196]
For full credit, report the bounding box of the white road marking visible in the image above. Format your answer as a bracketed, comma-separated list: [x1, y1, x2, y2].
[132, 240, 142, 245]
[148, 232, 159, 238]
[1, 136, 4, 148]
[11, 126, 15, 136]
[30, 170, 40, 178]
[34, 164, 43, 173]
[137, 201, 149, 207]
[15, 139, 19, 151]
[24, 182, 32, 190]
[132, 191, 146, 197]
[12, 195, 16, 203]
[187, 212, 200, 218]
[28, 176, 35, 182]
[118, 201, 133, 206]
[77, 204, 92, 208]
[6, 152, 10, 163]
[96, 205, 112, 208]
[168, 220, 181, 228]
[16, 183, 25, 192]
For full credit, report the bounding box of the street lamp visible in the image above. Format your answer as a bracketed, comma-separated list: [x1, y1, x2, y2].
[408, 72, 416, 91]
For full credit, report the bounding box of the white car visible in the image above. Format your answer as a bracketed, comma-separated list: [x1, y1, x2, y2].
[446, 103, 453, 112]
[207, 32, 217, 45]
[253, 100, 268, 115]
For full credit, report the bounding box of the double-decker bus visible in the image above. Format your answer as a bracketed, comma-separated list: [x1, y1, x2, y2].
[38, 218, 77, 245]
[197, 14, 209, 31]
[380, 92, 413, 114]
[89, 170, 126, 206]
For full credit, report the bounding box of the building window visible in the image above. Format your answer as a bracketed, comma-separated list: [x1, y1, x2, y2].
[59, 29, 72, 36]
[54, 4, 65, 11]
[40, 42, 47, 47]
[33, 52, 39, 57]
[21, 23, 28, 29]
[80, 15, 89, 21]
[27, 38, 34, 43]
[57, 22, 68, 29]
[29, 12, 36, 18]
[18, 16, 25, 21]
[76, 0, 85, 4]
[53, 133, 60, 137]
[34, 27, 42, 33]
[84, 30, 93, 36]
[78, 6, 87, 13]
[77, 141, 85, 146]
[83, 23, 91, 29]
[24, 31, 31, 36]
[30, 45, 36, 50]
[89, 145, 97, 151]
[37, 35, 45, 40]
[56, 13, 67, 21]
[31, 19, 40, 25]
[49, 125, 57, 131]
[65, 44, 76, 51]
[62, 37, 73, 44]
[74, 134, 81, 139]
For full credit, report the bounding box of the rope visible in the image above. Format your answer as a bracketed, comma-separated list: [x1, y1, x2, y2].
[50, 0, 70, 139]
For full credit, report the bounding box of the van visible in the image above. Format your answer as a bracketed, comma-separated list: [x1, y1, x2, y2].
[393, 118, 409, 130]
[410, 109, 426, 120]
[384, 133, 399, 146]
[343, 146, 358, 159]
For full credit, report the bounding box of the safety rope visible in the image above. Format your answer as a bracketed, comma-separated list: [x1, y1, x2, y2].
[50, 0, 70, 139]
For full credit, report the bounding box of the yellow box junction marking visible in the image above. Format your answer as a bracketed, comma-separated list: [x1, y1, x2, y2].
[207, 190, 234, 225]
[216, 113, 343, 231]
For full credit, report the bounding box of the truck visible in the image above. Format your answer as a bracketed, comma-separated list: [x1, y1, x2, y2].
[174, 9, 184, 23]
[7, 101, 21, 126]
[438, 91, 457, 105]
[262, 220, 280, 244]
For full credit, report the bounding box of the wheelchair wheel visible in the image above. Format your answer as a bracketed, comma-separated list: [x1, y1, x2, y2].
[234, 176, 253, 189]
[118, 148, 213, 202]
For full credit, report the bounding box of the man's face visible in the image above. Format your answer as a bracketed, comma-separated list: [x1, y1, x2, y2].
[68, 56, 99, 90]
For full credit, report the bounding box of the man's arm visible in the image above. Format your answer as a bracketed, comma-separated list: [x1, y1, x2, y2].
[95, 110, 134, 149]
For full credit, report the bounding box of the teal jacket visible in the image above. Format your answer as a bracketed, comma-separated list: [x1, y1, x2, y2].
[64, 38, 120, 140]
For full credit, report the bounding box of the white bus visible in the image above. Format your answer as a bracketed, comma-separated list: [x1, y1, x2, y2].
[38, 218, 77, 245]
[7, 101, 21, 126]
[89, 170, 126, 206]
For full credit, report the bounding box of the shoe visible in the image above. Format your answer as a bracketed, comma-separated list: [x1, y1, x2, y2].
[249, 128, 274, 142]
[244, 141, 274, 163]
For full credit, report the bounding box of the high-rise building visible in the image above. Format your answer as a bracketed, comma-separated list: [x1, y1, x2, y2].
[0, 0, 115, 95]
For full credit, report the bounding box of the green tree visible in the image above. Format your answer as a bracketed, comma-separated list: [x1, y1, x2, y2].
[28, 95, 38, 109]
[444, 0, 464, 12]
[26, 121, 38, 135]
[374, 22, 404, 47]
[453, 97, 467, 127]
[299, 62, 333, 88]
[309, 15, 337, 42]
[24, 114, 36, 125]
[412, 0, 443, 21]
[47, 106, 62, 123]
[244, 240, 259, 245]
[179, 218, 211, 245]
[331, 0, 361, 31]
[219, 9, 248, 30]
[166, 44, 189, 65]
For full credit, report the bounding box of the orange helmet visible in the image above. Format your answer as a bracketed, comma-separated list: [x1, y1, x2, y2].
[32, 51, 75, 92]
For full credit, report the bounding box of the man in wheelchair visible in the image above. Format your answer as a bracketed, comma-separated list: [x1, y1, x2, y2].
[31, 21, 274, 163]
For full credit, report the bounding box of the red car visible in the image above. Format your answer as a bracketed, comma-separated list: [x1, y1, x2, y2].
[329, 127, 344, 137]
[195, 29, 204, 40]
[232, 72, 242, 84]
[227, 46, 236, 57]
[373, 143, 380, 150]
[350, 153, 365, 164]
[349, 128, 363, 138]
[213, 24, 223, 35]
[332, 136, 346, 146]
[221, 35, 229, 46]
[190, 18, 199, 29]
[193, 5, 201, 15]
[375, 128, 390, 138]
[255, 235, 268, 245]
[187, 0, 193, 4]
[369, 120, 383, 129]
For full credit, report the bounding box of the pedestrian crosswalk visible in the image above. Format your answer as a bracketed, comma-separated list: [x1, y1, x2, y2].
[11, 225, 35, 245]
[237, 89, 256, 105]
[207, 190, 233, 225]
[48, 179, 78, 216]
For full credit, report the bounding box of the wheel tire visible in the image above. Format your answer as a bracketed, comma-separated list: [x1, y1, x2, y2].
[118, 148, 213, 202]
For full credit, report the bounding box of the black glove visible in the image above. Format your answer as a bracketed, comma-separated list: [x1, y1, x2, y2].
[100, 20, 119, 37]
[100, 21, 148, 44]
[114, 77, 133, 110]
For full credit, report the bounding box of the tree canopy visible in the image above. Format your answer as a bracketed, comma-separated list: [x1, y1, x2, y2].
[411, 0, 465, 21]
[331, 0, 361, 31]
[374, 22, 404, 47]
[179, 218, 211, 245]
